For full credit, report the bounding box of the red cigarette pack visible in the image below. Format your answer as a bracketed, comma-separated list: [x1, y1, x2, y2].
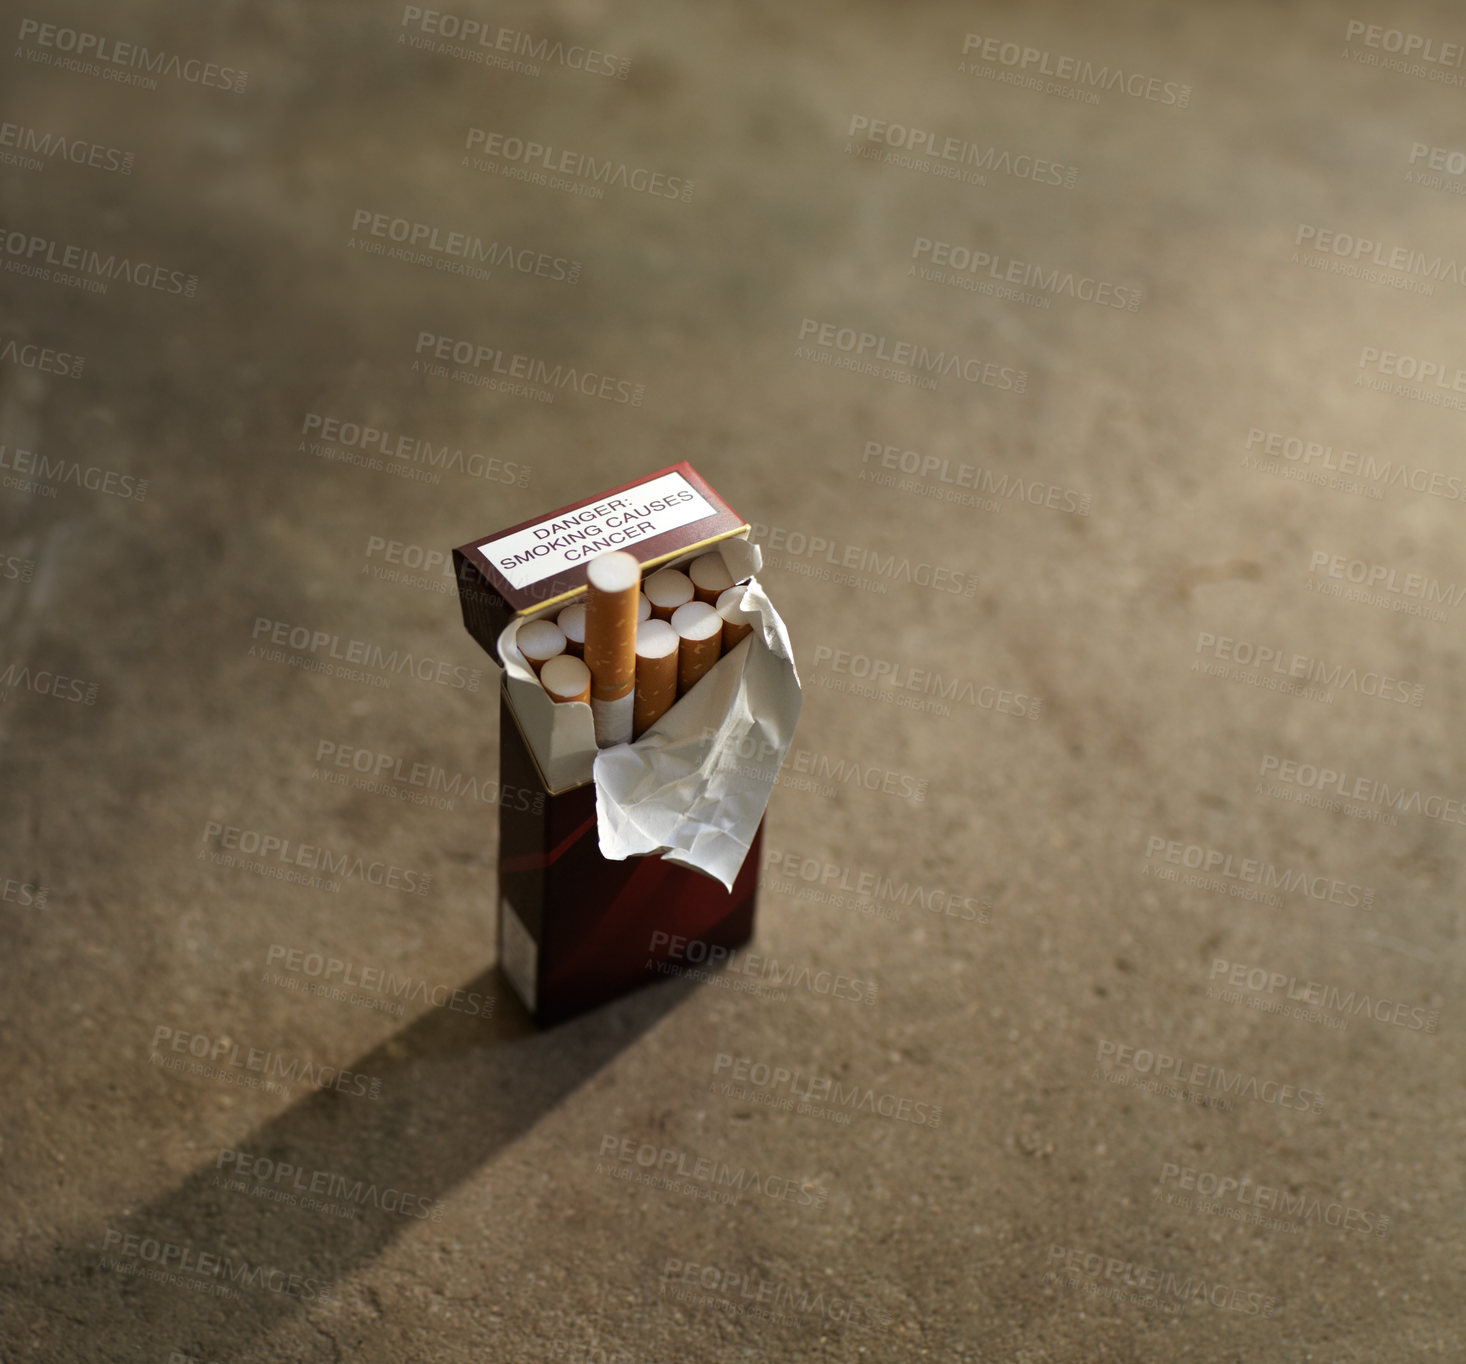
[453, 463, 770, 1025]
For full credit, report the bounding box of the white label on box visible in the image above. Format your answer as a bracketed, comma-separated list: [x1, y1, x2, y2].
[499, 894, 538, 1013]
[481, 471, 717, 590]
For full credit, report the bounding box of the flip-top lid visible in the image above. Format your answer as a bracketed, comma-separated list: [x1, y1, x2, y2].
[452, 461, 748, 660]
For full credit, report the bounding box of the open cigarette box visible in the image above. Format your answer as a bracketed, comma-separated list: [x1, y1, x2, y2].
[452, 463, 801, 1025]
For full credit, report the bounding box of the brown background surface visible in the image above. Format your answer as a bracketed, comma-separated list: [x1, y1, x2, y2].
[1, 1, 1462, 1360]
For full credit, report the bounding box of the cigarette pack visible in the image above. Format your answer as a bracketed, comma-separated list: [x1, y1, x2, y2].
[452, 463, 800, 1025]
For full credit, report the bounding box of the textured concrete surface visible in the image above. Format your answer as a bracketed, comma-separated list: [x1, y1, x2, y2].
[1, 1, 1464, 1360]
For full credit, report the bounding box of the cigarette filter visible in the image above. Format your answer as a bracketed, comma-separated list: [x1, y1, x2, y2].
[632, 619, 679, 738]
[644, 568, 693, 621]
[517, 619, 566, 675]
[556, 603, 586, 658]
[584, 550, 641, 746]
[638, 592, 652, 622]
[671, 600, 723, 695]
[540, 654, 592, 705]
[688, 551, 734, 605]
[716, 585, 755, 654]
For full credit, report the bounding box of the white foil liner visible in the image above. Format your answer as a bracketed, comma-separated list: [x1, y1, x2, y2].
[593, 579, 801, 891]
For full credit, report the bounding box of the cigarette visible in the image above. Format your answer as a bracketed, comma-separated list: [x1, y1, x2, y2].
[584, 550, 641, 746]
[638, 592, 652, 622]
[643, 568, 693, 621]
[688, 551, 734, 605]
[556, 603, 586, 658]
[632, 619, 679, 738]
[670, 600, 723, 695]
[716, 585, 754, 654]
[540, 654, 591, 705]
[517, 619, 566, 675]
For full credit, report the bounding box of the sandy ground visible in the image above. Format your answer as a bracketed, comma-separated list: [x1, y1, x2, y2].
[1, 0, 1464, 1360]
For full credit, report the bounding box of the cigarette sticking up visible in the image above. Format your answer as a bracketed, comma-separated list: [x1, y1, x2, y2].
[688, 551, 734, 605]
[584, 550, 640, 746]
[556, 604, 586, 658]
[716, 585, 755, 654]
[632, 619, 679, 737]
[643, 568, 693, 622]
[540, 654, 591, 705]
[517, 619, 566, 675]
[671, 600, 723, 695]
